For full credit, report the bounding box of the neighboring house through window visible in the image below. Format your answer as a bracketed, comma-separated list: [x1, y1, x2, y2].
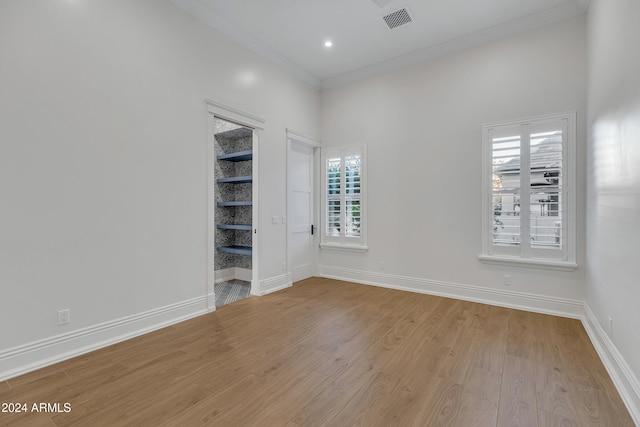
[321, 145, 368, 252]
[480, 113, 577, 270]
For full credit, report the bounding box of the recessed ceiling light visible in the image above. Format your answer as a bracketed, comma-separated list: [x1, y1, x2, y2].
[324, 41, 333, 48]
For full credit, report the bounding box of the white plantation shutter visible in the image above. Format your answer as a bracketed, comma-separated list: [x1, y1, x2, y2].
[344, 154, 361, 237]
[529, 128, 564, 251]
[326, 156, 341, 236]
[322, 146, 367, 250]
[482, 113, 575, 267]
[491, 132, 522, 246]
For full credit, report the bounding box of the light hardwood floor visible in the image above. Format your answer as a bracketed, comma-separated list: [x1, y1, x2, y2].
[0, 277, 634, 426]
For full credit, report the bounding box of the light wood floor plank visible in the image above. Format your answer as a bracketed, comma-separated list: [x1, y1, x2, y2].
[535, 362, 580, 421]
[456, 366, 502, 426]
[0, 277, 633, 426]
[249, 371, 333, 427]
[571, 383, 635, 427]
[424, 381, 464, 426]
[497, 354, 539, 426]
[538, 409, 581, 427]
[325, 371, 399, 426]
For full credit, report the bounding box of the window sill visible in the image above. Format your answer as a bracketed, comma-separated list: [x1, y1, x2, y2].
[320, 242, 368, 253]
[478, 254, 577, 271]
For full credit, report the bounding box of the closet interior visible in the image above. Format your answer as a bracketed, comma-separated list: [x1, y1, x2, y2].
[213, 117, 254, 307]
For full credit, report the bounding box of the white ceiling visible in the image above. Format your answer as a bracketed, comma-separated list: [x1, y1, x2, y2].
[170, 0, 588, 88]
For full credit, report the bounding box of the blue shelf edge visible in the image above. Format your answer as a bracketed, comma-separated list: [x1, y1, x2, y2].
[217, 201, 252, 207]
[217, 150, 252, 162]
[216, 176, 252, 184]
[217, 245, 252, 255]
[216, 224, 252, 231]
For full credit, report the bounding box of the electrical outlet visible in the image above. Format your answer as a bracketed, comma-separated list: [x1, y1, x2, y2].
[58, 309, 70, 325]
[608, 316, 613, 335]
[379, 262, 385, 270]
[282, 261, 286, 271]
[503, 274, 511, 285]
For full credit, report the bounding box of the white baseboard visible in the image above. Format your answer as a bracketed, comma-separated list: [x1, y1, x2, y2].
[258, 273, 292, 296]
[318, 265, 584, 318]
[214, 268, 235, 283]
[215, 268, 252, 283]
[207, 282, 216, 312]
[0, 296, 207, 381]
[235, 268, 252, 282]
[215, 269, 289, 296]
[582, 304, 640, 425]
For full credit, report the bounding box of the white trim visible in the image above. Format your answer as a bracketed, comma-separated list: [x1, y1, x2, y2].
[482, 111, 577, 129]
[0, 297, 207, 381]
[207, 112, 217, 312]
[207, 280, 217, 312]
[321, 144, 368, 248]
[318, 265, 583, 318]
[214, 267, 236, 284]
[478, 254, 577, 271]
[319, 243, 369, 253]
[205, 100, 265, 129]
[235, 267, 252, 283]
[251, 129, 260, 296]
[257, 273, 292, 296]
[207, 101, 265, 308]
[214, 267, 252, 283]
[582, 304, 640, 425]
[481, 111, 577, 267]
[286, 129, 321, 148]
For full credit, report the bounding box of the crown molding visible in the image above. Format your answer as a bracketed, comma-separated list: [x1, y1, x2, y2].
[169, 0, 321, 88]
[321, 1, 587, 89]
[169, 0, 586, 91]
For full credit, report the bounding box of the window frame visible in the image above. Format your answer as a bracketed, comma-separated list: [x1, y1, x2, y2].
[480, 112, 577, 271]
[320, 145, 368, 252]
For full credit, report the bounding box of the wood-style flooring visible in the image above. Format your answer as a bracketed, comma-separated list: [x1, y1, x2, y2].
[0, 277, 634, 426]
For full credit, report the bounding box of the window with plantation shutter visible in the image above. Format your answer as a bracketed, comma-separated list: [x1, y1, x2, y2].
[326, 157, 342, 236]
[480, 113, 577, 270]
[321, 145, 367, 251]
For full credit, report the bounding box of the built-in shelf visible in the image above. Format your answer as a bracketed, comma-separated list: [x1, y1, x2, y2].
[217, 245, 252, 256]
[217, 150, 252, 162]
[217, 224, 252, 231]
[214, 122, 253, 271]
[216, 176, 252, 184]
[214, 127, 252, 140]
[217, 201, 252, 207]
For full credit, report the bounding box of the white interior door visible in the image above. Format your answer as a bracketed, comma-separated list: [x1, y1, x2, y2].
[289, 142, 315, 282]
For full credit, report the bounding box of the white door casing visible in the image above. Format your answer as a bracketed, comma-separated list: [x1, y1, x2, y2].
[206, 100, 265, 311]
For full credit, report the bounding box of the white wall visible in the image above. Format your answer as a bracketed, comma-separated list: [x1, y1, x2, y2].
[319, 16, 587, 313]
[585, 0, 640, 419]
[0, 0, 319, 376]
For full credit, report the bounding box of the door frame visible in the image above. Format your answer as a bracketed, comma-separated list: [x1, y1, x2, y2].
[206, 100, 265, 312]
[286, 129, 321, 284]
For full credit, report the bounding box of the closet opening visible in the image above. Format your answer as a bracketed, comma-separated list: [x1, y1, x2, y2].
[213, 117, 254, 307]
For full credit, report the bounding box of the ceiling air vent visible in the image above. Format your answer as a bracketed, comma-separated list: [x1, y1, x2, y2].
[382, 7, 413, 30]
